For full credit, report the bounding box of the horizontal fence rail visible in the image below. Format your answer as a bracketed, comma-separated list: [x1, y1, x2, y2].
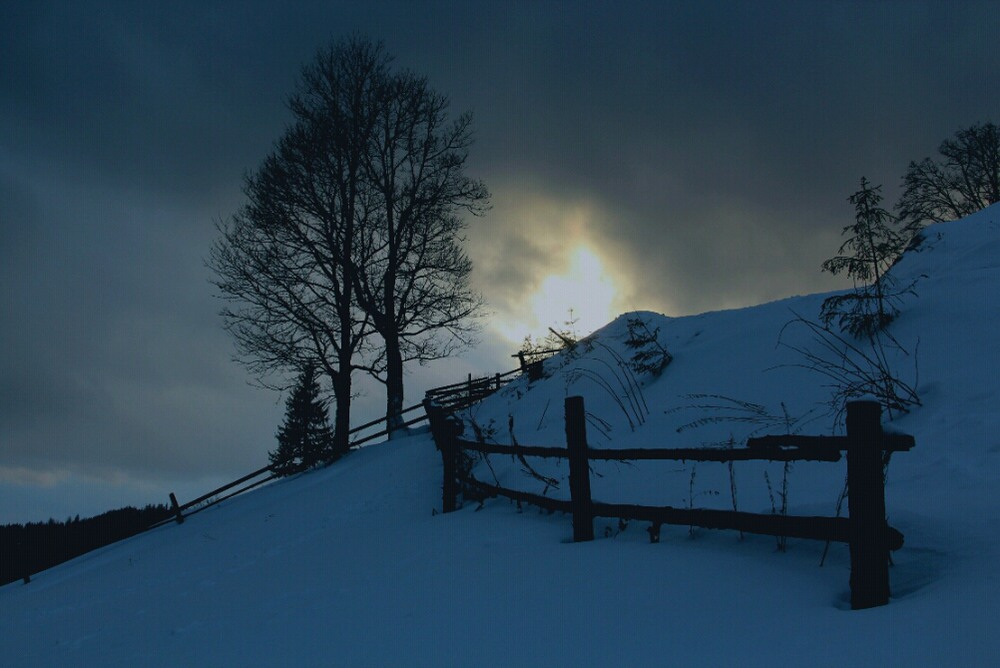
[425, 395, 914, 610]
[424, 370, 521, 412]
[452, 439, 846, 463]
[18, 366, 526, 584]
[157, 368, 523, 528]
[747, 433, 915, 453]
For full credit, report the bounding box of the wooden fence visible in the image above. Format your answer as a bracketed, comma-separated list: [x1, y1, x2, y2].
[153, 369, 521, 529]
[16, 368, 523, 584]
[425, 395, 914, 610]
[512, 348, 560, 381]
[424, 369, 522, 412]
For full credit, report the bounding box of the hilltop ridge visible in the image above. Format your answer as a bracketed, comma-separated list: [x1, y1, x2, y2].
[1, 204, 995, 667]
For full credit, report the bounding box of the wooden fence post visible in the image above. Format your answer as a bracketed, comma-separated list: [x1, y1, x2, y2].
[425, 400, 462, 513]
[440, 435, 460, 514]
[846, 400, 889, 609]
[565, 396, 594, 542]
[169, 492, 185, 524]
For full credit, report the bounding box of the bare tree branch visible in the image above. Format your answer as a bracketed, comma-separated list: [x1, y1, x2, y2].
[897, 121, 999, 230]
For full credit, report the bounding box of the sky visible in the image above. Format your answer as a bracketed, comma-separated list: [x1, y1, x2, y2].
[2, 0, 997, 524]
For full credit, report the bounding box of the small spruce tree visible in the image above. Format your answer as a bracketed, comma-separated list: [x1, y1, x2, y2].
[516, 310, 583, 380]
[269, 365, 337, 476]
[624, 316, 673, 377]
[820, 177, 911, 337]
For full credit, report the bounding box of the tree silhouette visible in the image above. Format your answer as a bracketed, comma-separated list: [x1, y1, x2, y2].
[896, 121, 999, 232]
[210, 36, 487, 444]
[820, 178, 911, 337]
[210, 37, 388, 453]
[270, 365, 336, 475]
[352, 66, 488, 437]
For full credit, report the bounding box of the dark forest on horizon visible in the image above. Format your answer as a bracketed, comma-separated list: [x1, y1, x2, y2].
[0, 504, 172, 586]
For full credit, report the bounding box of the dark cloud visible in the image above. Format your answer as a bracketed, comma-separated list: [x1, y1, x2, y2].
[450, 1, 998, 316]
[2, 0, 996, 522]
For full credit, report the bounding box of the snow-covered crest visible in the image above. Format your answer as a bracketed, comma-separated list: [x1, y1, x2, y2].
[1, 205, 996, 666]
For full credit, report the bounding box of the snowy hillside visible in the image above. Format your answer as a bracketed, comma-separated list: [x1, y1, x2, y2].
[1, 205, 996, 667]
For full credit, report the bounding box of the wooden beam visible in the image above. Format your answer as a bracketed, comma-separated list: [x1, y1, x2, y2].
[566, 396, 594, 542]
[747, 435, 848, 449]
[169, 492, 185, 524]
[593, 502, 859, 545]
[453, 442, 841, 463]
[588, 446, 841, 463]
[455, 487, 904, 551]
[460, 477, 573, 514]
[748, 433, 914, 453]
[847, 401, 891, 609]
[452, 439, 568, 459]
[179, 465, 273, 512]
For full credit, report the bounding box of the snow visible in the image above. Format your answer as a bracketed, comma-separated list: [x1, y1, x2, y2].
[2, 204, 997, 666]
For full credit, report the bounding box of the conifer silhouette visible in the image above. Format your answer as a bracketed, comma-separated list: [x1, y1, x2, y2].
[270, 365, 336, 475]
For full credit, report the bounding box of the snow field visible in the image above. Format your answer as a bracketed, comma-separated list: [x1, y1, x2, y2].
[1, 205, 996, 666]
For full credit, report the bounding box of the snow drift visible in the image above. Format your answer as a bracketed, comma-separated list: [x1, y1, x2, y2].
[1, 205, 996, 666]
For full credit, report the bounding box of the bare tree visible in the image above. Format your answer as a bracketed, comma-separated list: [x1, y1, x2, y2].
[353, 69, 489, 435]
[209, 38, 388, 455]
[210, 36, 489, 447]
[896, 121, 999, 231]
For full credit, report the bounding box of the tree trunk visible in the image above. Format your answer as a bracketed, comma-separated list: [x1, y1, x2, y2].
[384, 329, 406, 437]
[382, 197, 405, 438]
[331, 368, 353, 455]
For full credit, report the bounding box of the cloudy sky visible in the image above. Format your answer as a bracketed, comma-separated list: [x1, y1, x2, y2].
[2, 0, 996, 523]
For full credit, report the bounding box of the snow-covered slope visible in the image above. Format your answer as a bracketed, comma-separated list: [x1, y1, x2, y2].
[2, 205, 996, 667]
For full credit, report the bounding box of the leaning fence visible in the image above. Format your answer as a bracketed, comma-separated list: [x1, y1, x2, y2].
[15, 368, 522, 584]
[152, 368, 522, 529]
[425, 395, 914, 610]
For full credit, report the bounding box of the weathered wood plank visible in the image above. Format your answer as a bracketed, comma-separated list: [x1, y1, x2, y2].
[425, 368, 519, 395]
[847, 401, 891, 609]
[881, 433, 916, 452]
[588, 447, 842, 462]
[460, 476, 573, 514]
[566, 396, 594, 542]
[452, 439, 568, 459]
[592, 502, 855, 543]
[169, 492, 184, 524]
[454, 486, 904, 551]
[179, 465, 273, 512]
[348, 413, 429, 448]
[748, 433, 914, 452]
[346, 402, 424, 435]
[425, 399, 467, 513]
[452, 442, 842, 463]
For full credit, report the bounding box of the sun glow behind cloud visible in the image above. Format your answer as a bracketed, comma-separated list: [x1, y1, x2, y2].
[495, 245, 618, 343]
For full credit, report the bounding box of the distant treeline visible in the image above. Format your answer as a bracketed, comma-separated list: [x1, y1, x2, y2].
[0, 504, 172, 586]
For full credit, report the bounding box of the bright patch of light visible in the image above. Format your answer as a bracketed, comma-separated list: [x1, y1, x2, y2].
[496, 245, 618, 342]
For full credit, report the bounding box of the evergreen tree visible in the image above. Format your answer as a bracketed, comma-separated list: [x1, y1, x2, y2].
[269, 365, 336, 476]
[820, 178, 912, 337]
[624, 316, 673, 377]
